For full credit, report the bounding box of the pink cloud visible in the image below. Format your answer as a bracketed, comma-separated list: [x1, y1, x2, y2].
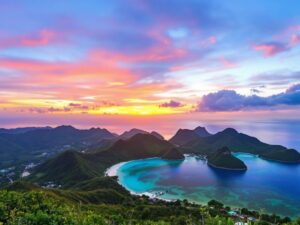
[220, 58, 237, 68]
[169, 65, 188, 72]
[290, 34, 300, 46]
[200, 36, 218, 47]
[90, 46, 187, 64]
[0, 24, 192, 112]
[21, 30, 56, 47]
[253, 42, 289, 57]
[254, 24, 300, 57]
[0, 49, 185, 110]
[287, 25, 300, 33]
[0, 29, 60, 49]
[208, 36, 217, 44]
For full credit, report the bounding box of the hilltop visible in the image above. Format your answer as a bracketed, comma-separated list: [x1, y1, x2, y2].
[169, 126, 211, 146]
[207, 147, 247, 170]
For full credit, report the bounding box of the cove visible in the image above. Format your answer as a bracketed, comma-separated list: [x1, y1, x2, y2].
[110, 154, 300, 218]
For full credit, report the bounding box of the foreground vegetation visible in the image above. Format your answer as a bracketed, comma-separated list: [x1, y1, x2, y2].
[1, 189, 300, 225]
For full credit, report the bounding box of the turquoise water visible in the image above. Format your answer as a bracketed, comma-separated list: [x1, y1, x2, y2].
[116, 154, 300, 218]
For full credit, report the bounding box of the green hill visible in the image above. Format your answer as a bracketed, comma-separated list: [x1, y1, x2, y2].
[28, 133, 177, 187]
[88, 129, 165, 153]
[28, 150, 107, 187]
[101, 133, 175, 161]
[207, 147, 247, 170]
[4, 180, 41, 192]
[72, 177, 129, 195]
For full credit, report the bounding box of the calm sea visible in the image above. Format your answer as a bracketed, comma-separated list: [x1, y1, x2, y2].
[116, 155, 300, 218]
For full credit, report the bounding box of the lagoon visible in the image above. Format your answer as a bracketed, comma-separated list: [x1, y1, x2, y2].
[113, 154, 300, 218]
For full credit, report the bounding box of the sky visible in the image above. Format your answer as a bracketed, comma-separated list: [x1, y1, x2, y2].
[0, 0, 300, 133]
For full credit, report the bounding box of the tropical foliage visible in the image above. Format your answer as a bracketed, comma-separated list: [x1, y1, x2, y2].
[1, 190, 299, 225]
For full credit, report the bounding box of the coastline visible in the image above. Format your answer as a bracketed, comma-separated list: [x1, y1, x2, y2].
[105, 157, 161, 177]
[104, 157, 299, 218]
[105, 159, 173, 202]
[233, 152, 258, 157]
[104, 162, 127, 177]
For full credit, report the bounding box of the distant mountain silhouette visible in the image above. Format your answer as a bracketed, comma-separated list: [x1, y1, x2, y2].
[169, 129, 200, 146]
[169, 126, 211, 146]
[180, 128, 300, 163]
[0, 125, 116, 168]
[118, 128, 148, 140]
[118, 129, 164, 140]
[0, 127, 52, 134]
[89, 129, 165, 153]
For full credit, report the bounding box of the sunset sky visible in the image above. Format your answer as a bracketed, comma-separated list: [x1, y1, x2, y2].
[0, 0, 300, 133]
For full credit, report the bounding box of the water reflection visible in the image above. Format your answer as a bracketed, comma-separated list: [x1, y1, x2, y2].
[208, 166, 247, 179]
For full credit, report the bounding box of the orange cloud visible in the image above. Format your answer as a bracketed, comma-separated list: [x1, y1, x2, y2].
[0, 49, 188, 116]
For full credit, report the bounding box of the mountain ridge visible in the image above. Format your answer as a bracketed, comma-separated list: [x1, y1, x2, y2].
[179, 127, 300, 163]
[28, 133, 183, 186]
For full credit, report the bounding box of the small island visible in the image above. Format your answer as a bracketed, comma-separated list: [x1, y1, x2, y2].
[207, 147, 247, 171]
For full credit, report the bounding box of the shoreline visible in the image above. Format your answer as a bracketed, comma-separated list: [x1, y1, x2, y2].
[105, 159, 174, 202]
[233, 152, 258, 157]
[104, 161, 127, 177]
[105, 157, 161, 177]
[105, 158, 298, 219]
[105, 157, 247, 202]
